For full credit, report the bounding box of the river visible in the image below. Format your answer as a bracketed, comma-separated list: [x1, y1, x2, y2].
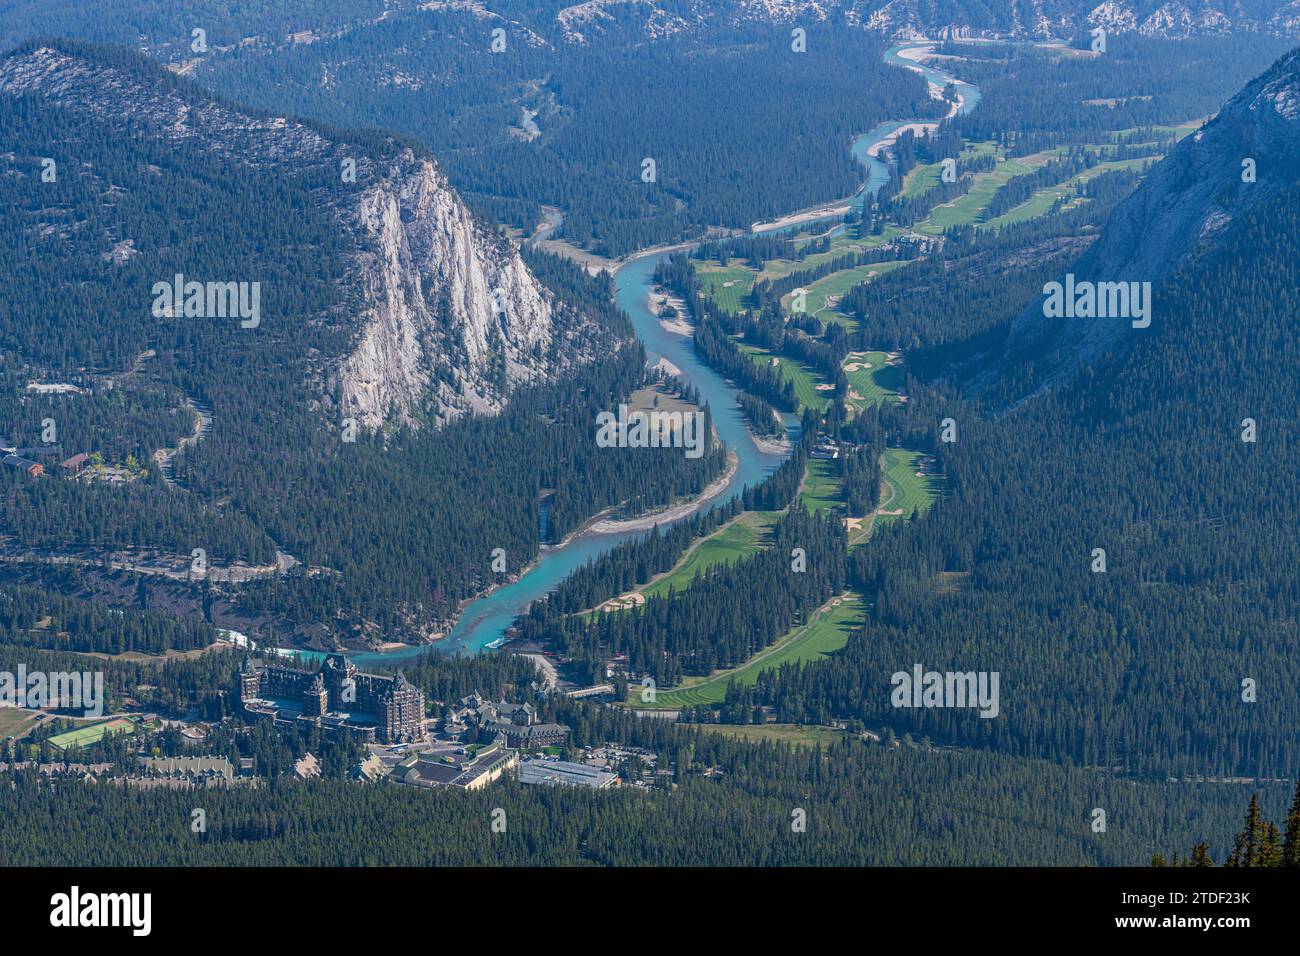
[291, 41, 979, 668]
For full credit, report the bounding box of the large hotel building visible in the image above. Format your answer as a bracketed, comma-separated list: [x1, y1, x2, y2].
[240, 653, 426, 744]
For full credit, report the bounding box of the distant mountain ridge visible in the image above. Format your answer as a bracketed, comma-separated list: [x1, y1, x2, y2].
[3, 0, 1298, 62]
[553, 0, 1300, 42]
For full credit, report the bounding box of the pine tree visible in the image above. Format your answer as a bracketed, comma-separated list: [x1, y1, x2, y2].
[1226, 794, 1263, 867]
[1189, 842, 1214, 867]
[1282, 780, 1300, 867]
[1260, 822, 1283, 868]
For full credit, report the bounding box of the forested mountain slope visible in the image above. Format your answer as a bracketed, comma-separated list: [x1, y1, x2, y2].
[991, 43, 1300, 395]
[0, 39, 592, 429]
[0, 40, 722, 646]
[742, 48, 1300, 781]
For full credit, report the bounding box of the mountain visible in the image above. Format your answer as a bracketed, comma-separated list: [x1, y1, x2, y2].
[0, 39, 725, 645]
[545, 0, 1300, 42]
[4, 1, 1298, 68]
[993, 44, 1300, 394]
[0, 41, 598, 430]
[746, 45, 1300, 780]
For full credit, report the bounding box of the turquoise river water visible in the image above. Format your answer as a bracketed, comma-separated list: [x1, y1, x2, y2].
[284, 42, 978, 667]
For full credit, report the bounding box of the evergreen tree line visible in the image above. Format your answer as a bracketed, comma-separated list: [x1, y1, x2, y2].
[1156, 783, 1300, 868]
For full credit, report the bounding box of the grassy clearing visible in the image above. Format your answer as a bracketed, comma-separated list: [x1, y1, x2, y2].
[645, 593, 864, 709]
[0, 708, 39, 739]
[697, 723, 850, 748]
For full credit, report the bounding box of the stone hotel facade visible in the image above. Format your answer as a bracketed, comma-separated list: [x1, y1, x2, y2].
[240, 653, 425, 744]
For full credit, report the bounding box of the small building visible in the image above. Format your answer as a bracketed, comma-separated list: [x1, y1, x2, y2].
[60, 453, 90, 476]
[517, 758, 616, 790]
[349, 754, 386, 783]
[290, 753, 321, 780]
[1, 454, 42, 477]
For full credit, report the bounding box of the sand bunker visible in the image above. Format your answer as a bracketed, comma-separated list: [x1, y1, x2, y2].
[815, 384, 835, 392]
[598, 591, 646, 613]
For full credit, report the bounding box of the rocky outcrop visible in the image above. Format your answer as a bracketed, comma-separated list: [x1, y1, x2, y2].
[0, 42, 602, 431]
[994, 46, 1300, 390]
[336, 153, 561, 428]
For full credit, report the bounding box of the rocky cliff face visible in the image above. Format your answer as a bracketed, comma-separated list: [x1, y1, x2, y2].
[0, 42, 599, 431]
[337, 151, 563, 428]
[991, 45, 1300, 392]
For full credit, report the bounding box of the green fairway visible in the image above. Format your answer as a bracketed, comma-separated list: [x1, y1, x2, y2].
[901, 143, 997, 201]
[978, 155, 1155, 231]
[699, 723, 850, 748]
[645, 593, 864, 709]
[914, 152, 1042, 234]
[697, 264, 756, 313]
[799, 457, 843, 514]
[877, 448, 945, 523]
[47, 717, 136, 752]
[903, 161, 943, 198]
[843, 351, 904, 411]
[737, 340, 832, 412]
[642, 511, 777, 599]
[782, 259, 909, 320]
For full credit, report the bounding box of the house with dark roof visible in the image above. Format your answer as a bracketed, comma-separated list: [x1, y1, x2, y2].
[1, 454, 42, 477]
[450, 693, 570, 750]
